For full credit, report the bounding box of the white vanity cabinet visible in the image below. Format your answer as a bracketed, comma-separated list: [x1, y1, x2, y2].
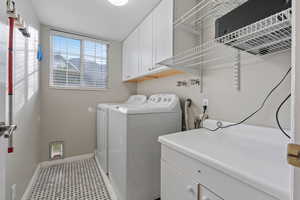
[122, 0, 174, 81]
[160, 145, 280, 200]
[161, 160, 222, 200]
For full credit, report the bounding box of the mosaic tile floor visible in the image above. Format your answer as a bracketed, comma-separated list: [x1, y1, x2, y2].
[28, 158, 111, 200]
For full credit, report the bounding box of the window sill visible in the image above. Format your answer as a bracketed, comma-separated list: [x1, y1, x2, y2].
[48, 86, 109, 91]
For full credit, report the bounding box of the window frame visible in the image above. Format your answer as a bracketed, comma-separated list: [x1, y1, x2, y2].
[49, 30, 110, 91]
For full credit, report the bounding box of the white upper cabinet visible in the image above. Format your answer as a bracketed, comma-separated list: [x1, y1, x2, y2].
[153, 0, 173, 65]
[122, 38, 129, 80]
[122, 0, 174, 81]
[140, 13, 154, 74]
[123, 28, 140, 80]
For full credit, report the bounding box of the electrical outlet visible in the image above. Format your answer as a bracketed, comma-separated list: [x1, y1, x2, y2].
[11, 184, 16, 200]
[88, 106, 95, 113]
[203, 98, 209, 107]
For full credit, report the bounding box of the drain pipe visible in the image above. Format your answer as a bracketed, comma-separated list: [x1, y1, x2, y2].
[6, 17, 15, 153]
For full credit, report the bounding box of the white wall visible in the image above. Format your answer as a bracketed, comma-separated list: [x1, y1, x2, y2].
[137, 0, 291, 130]
[0, 0, 41, 200]
[138, 52, 291, 129]
[40, 25, 137, 161]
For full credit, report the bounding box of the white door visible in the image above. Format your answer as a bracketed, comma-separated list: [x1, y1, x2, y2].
[0, 14, 8, 200]
[292, 0, 300, 199]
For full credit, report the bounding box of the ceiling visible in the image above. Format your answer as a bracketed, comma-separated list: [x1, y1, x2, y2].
[31, 0, 161, 41]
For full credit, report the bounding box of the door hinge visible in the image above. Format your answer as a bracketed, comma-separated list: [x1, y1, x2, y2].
[0, 122, 17, 138]
[287, 143, 300, 168]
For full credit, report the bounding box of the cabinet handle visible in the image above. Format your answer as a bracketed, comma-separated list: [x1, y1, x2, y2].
[198, 184, 211, 200]
[198, 184, 202, 200]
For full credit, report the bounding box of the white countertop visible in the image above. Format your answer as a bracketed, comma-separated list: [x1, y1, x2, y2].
[158, 120, 291, 200]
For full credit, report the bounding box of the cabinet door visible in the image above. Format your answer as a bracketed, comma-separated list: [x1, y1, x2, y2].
[122, 39, 129, 80]
[123, 28, 139, 80]
[154, 0, 173, 65]
[162, 161, 223, 200]
[140, 13, 154, 74]
[128, 28, 140, 78]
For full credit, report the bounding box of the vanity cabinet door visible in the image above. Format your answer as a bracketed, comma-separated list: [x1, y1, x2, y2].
[161, 161, 223, 200]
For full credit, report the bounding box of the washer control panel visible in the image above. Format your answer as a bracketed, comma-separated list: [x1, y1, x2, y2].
[148, 94, 177, 106]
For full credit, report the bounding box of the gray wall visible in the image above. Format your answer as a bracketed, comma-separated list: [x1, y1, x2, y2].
[0, 0, 41, 199]
[40, 25, 137, 161]
[137, 52, 291, 129]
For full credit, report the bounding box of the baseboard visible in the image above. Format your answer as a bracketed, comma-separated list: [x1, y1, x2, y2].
[40, 153, 94, 168]
[21, 164, 41, 200]
[95, 152, 118, 200]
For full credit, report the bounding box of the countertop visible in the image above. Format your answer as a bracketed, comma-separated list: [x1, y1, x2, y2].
[158, 120, 291, 200]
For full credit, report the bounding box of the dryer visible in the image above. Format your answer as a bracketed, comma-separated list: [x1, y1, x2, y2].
[96, 95, 147, 174]
[108, 94, 182, 200]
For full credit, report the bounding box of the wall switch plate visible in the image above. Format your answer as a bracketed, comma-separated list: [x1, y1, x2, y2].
[203, 99, 209, 107]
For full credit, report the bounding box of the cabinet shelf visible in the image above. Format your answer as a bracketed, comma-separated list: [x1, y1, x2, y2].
[161, 8, 292, 72]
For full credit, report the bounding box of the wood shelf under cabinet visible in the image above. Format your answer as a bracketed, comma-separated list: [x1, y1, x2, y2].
[125, 69, 184, 83]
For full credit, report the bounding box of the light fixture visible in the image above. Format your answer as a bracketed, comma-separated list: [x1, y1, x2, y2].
[107, 0, 128, 6]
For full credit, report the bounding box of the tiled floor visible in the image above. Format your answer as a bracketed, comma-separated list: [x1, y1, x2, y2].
[28, 158, 111, 200]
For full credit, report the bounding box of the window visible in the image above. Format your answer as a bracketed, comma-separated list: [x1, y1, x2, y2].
[50, 31, 109, 89]
[14, 26, 39, 114]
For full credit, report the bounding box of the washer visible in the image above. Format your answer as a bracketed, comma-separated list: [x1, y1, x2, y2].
[96, 95, 147, 174]
[108, 94, 182, 200]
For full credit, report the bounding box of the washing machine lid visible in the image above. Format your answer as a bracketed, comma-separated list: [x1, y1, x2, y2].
[97, 95, 147, 109]
[125, 95, 147, 105]
[113, 94, 181, 114]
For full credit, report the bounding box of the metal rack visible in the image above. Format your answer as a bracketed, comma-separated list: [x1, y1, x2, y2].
[174, 0, 248, 34]
[161, 8, 292, 74]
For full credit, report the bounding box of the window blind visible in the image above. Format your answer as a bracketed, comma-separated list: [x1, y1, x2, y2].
[49, 31, 109, 89]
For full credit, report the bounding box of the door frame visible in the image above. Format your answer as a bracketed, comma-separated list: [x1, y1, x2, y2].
[291, 0, 300, 199]
[0, 13, 8, 200]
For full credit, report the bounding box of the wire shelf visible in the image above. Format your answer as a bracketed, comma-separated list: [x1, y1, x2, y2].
[174, 0, 248, 33]
[161, 8, 292, 72]
[217, 8, 292, 55]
